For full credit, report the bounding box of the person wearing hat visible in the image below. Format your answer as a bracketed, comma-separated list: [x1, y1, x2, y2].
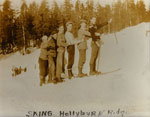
[47, 30, 58, 84]
[89, 17, 112, 75]
[56, 23, 68, 82]
[65, 21, 81, 79]
[38, 35, 49, 86]
[77, 20, 91, 77]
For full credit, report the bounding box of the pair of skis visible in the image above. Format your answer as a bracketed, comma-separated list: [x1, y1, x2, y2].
[73, 68, 121, 79]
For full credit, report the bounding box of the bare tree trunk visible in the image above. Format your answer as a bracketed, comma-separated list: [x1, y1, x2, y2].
[22, 25, 26, 53]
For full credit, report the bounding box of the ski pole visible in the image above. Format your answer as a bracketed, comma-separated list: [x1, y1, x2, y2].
[114, 32, 118, 44]
[97, 47, 100, 71]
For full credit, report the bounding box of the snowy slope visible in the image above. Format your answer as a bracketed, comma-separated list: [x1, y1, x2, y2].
[0, 23, 150, 116]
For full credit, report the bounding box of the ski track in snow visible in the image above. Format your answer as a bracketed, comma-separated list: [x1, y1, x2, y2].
[0, 23, 150, 116]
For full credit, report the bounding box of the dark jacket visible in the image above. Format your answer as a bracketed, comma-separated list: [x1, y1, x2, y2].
[47, 37, 57, 57]
[89, 22, 108, 42]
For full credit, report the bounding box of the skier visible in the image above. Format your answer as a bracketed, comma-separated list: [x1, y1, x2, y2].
[77, 20, 91, 77]
[65, 21, 81, 79]
[89, 17, 112, 75]
[56, 24, 68, 82]
[38, 35, 49, 86]
[47, 31, 58, 84]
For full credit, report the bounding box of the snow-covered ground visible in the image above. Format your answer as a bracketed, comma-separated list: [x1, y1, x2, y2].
[0, 23, 150, 116]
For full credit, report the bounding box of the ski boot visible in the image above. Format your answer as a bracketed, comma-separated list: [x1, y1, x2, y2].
[68, 69, 73, 79]
[40, 76, 45, 86]
[78, 73, 88, 78]
[57, 77, 64, 83]
[94, 70, 101, 75]
[53, 78, 58, 84]
[78, 66, 87, 78]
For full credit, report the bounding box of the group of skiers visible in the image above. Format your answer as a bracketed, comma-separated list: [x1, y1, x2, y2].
[38, 17, 111, 86]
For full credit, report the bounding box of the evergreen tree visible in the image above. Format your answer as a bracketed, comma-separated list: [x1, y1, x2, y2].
[20, 0, 28, 50]
[63, 0, 73, 21]
[75, 0, 80, 14]
[145, 4, 150, 22]
[112, 0, 122, 32]
[148, 5, 150, 21]
[33, 0, 50, 37]
[0, 0, 15, 53]
[51, 1, 62, 30]
[136, 0, 146, 23]
[85, 0, 94, 22]
[126, 0, 137, 26]
[28, 1, 39, 39]
[0, 8, 2, 48]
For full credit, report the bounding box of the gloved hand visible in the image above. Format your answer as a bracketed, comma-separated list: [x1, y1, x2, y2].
[108, 18, 112, 24]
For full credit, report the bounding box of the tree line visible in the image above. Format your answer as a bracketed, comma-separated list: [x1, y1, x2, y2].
[0, 0, 149, 54]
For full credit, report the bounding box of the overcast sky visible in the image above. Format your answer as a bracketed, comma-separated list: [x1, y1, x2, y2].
[0, 0, 150, 10]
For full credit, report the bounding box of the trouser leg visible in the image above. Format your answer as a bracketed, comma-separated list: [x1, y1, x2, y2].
[40, 75, 45, 86]
[78, 49, 87, 77]
[48, 56, 56, 81]
[38, 58, 48, 85]
[93, 53, 98, 72]
[67, 45, 75, 79]
[90, 41, 99, 74]
[62, 52, 65, 73]
[56, 51, 64, 80]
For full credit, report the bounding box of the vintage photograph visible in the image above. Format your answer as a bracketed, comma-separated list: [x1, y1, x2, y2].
[0, 0, 150, 116]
